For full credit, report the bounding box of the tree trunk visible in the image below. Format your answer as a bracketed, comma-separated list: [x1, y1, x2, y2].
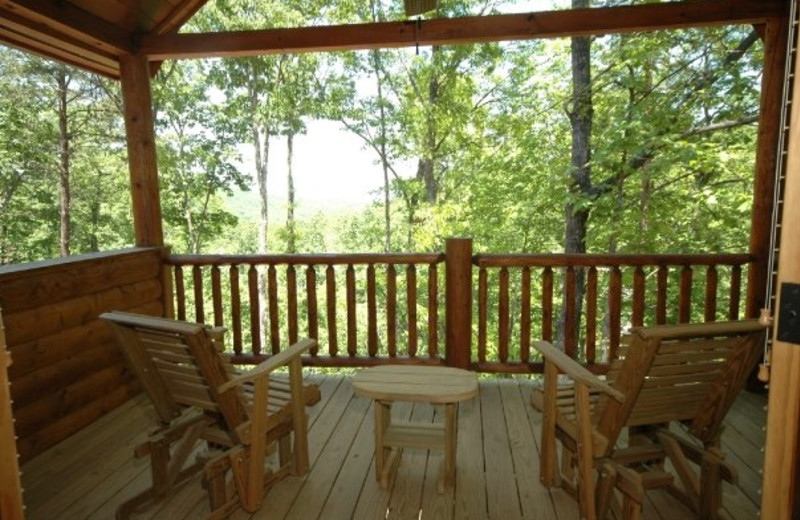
[251, 95, 269, 253]
[371, 49, 392, 252]
[416, 47, 440, 205]
[249, 66, 271, 338]
[559, 0, 592, 348]
[56, 65, 71, 257]
[286, 132, 296, 253]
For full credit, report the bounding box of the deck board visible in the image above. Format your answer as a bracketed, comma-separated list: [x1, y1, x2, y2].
[482, 382, 523, 520]
[20, 375, 765, 520]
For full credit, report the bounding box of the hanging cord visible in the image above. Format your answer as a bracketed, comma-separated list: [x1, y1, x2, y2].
[758, 0, 798, 383]
[415, 18, 422, 55]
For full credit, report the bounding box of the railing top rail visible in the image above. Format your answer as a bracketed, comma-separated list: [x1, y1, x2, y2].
[472, 253, 754, 268]
[167, 252, 446, 267]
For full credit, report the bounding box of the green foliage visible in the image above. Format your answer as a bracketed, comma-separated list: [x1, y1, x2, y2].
[0, 5, 766, 367]
[153, 60, 248, 254]
[0, 48, 132, 263]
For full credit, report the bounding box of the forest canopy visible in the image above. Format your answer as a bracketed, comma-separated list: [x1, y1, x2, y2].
[0, 0, 763, 264]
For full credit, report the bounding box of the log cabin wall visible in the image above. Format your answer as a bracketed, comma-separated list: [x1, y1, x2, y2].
[0, 247, 167, 462]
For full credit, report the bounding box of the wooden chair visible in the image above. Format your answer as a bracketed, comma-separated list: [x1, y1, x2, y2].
[100, 311, 321, 519]
[531, 319, 767, 520]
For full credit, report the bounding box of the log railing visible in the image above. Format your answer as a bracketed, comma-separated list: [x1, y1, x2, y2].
[166, 241, 754, 374]
[472, 253, 752, 374]
[166, 253, 446, 366]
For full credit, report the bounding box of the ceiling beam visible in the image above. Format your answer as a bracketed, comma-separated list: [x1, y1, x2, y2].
[151, 0, 208, 35]
[0, 0, 132, 55]
[0, 29, 119, 78]
[139, 0, 783, 61]
[0, 7, 118, 67]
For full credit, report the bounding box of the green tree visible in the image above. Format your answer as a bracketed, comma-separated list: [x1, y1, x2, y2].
[153, 61, 248, 254]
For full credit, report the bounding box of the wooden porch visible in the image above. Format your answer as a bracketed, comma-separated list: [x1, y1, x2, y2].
[20, 374, 765, 520]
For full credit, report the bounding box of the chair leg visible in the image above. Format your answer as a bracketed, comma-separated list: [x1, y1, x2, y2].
[614, 465, 645, 520]
[289, 358, 310, 476]
[204, 454, 230, 513]
[117, 420, 206, 519]
[622, 495, 643, 520]
[700, 447, 724, 520]
[540, 363, 559, 487]
[595, 461, 617, 520]
[575, 383, 596, 520]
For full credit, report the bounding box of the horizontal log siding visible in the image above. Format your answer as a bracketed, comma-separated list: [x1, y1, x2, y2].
[167, 253, 445, 367]
[0, 248, 166, 461]
[472, 253, 752, 374]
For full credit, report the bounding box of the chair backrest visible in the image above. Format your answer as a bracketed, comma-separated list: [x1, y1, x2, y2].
[100, 311, 248, 443]
[594, 319, 767, 454]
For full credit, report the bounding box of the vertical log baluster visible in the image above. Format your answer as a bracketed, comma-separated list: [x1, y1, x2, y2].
[230, 266, 242, 355]
[564, 266, 576, 359]
[306, 266, 318, 355]
[325, 265, 337, 357]
[406, 265, 418, 357]
[287, 265, 298, 344]
[175, 266, 186, 321]
[729, 265, 742, 320]
[520, 267, 531, 364]
[248, 265, 261, 356]
[478, 267, 488, 364]
[211, 265, 223, 327]
[428, 264, 439, 358]
[542, 267, 553, 343]
[656, 266, 668, 325]
[586, 266, 597, 364]
[498, 267, 510, 364]
[632, 266, 645, 327]
[679, 266, 693, 324]
[346, 265, 357, 357]
[609, 266, 622, 360]
[268, 265, 279, 354]
[705, 266, 718, 322]
[386, 264, 397, 358]
[192, 265, 204, 323]
[367, 264, 378, 357]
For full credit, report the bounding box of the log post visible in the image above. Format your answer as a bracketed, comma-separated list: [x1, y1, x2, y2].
[762, 8, 800, 519]
[445, 238, 472, 369]
[746, 15, 788, 318]
[0, 310, 24, 520]
[120, 52, 164, 247]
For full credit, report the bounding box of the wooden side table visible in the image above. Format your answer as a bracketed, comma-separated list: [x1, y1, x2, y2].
[352, 365, 479, 493]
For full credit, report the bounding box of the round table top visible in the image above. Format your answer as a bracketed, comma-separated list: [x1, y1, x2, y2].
[352, 365, 479, 404]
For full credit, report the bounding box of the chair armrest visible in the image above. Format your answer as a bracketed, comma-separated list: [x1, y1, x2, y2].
[633, 318, 766, 340]
[217, 338, 315, 393]
[534, 340, 625, 403]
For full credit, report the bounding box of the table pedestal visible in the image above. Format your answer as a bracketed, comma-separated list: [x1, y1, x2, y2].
[374, 400, 457, 493]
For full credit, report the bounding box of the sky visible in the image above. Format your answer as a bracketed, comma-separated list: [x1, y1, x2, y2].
[231, 0, 568, 214]
[256, 120, 391, 210]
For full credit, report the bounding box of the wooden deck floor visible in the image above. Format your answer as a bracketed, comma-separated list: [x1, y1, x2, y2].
[20, 374, 766, 520]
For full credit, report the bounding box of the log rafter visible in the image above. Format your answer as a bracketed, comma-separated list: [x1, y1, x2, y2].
[138, 0, 783, 61]
[0, 0, 132, 54]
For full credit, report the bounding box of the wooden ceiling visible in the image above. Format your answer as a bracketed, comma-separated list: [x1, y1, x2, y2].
[0, 0, 208, 78]
[0, 0, 787, 80]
